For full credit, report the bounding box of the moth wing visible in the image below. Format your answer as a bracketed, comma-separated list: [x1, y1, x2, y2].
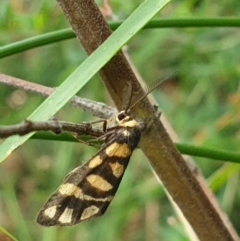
[37, 134, 132, 226]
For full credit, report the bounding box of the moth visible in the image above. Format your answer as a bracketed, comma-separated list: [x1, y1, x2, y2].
[37, 81, 162, 226]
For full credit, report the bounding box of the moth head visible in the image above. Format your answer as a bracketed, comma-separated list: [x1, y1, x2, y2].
[116, 110, 138, 128]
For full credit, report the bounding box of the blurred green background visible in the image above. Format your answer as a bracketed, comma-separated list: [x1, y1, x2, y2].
[0, 0, 240, 240]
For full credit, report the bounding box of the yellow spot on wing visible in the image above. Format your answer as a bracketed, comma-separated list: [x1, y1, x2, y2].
[88, 155, 103, 168]
[105, 143, 131, 157]
[80, 205, 99, 220]
[109, 162, 124, 178]
[44, 205, 57, 218]
[59, 183, 113, 201]
[59, 183, 82, 197]
[59, 208, 73, 224]
[86, 174, 113, 191]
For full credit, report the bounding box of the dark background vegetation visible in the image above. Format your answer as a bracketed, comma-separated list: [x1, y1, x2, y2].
[0, 0, 240, 240]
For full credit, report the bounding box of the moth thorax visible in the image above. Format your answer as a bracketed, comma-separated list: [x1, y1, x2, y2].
[116, 110, 138, 128]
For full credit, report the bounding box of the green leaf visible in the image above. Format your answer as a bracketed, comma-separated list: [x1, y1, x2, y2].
[0, 0, 171, 162]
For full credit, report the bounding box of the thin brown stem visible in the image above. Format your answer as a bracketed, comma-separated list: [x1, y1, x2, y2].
[0, 73, 116, 119]
[0, 120, 103, 138]
[56, 0, 237, 240]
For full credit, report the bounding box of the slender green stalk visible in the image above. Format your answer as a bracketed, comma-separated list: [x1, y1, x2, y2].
[1, 18, 240, 58]
[30, 133, 240, 163]
[176, 143, 240, 164]
[0, 29, 74, 58]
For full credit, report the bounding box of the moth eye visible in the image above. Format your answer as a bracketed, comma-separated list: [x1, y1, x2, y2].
[117, 111, 126, 121]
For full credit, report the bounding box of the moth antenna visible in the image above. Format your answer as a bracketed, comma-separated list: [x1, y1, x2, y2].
[129, 70, 179, 110]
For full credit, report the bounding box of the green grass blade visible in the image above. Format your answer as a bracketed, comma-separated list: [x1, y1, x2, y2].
[0, 226, 19, 241]
[0, 0, 171, 162]
[207, 163, 240, 191]
[2, 185, 31, 241]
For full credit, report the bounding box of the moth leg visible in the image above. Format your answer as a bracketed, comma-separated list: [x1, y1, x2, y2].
[84, 119, 110, 133]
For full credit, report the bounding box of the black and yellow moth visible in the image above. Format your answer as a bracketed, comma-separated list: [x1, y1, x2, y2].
[37, 109, 142, 226]
[36, 77, 166, 226]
